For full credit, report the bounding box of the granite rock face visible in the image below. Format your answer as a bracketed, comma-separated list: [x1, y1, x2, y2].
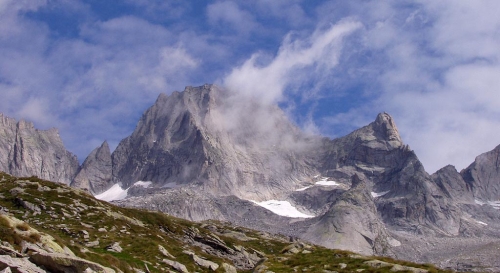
[71, 141, 112, 194]
[111, 84, 317, 200]
[461, 144, 500, 201]
[0, 113, 79, 184]
[303, 174, 391, 256]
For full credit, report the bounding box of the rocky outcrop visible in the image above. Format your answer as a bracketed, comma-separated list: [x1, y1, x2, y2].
[0, 255, 47, 273]
[29, 253, 115, 273]
[71, 141, 112, 194]
[431, 165, 475, 203]
[0, 113, 79, 184]
[304, 174, 391, 255]
[461, 144, 500, 201]
[0, 213, 114, 273]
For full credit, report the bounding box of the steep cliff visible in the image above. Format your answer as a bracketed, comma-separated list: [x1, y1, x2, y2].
[71, 141, 113, 194]
[0, 113, 79, 184]
[461, 144, 500, 201]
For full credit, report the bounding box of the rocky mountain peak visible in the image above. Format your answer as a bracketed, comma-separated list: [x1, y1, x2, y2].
[0, 114, 79, 184]
[72, 141, 112, 194]
[461, 144, 500, 201]
[373, 112, 403, 147]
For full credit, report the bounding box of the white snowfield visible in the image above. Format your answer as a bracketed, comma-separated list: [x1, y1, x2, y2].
[95, 181, 153, 202]
[371, 191, 390, 198]
[315, 178, 339, 186]
[475, 199, 500, 209]
[251, 200, 315, 218]
[134, 181, 152, 187]
[295, 177, 339, 191]
[95, 183, 128, 202]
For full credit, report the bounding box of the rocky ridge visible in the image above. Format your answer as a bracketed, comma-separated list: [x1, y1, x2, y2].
[0, 172, 447, 273]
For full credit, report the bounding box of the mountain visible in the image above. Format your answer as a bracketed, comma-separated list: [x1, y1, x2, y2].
[0, 113, 79, 184]
[71, 141, 113, 195]
[2, 85, 500, 271]
[111, 84, 317, 200]
[0, 172, 449, 273]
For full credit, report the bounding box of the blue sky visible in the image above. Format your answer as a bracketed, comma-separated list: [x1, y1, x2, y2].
[1, 0, 500, 173]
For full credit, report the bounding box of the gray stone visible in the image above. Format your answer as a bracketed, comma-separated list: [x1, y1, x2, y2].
[158, 245, 175, 259]
[183, 251, 218, 271]
[29, 252, 115, 273]
[364, 260, 393, 268]
[221, 263, 237, 273]
[162, 259, 188, 273]
[0, 255, 46, 273]
[105, 242, 122, 253]
[85, 240, 99, 248]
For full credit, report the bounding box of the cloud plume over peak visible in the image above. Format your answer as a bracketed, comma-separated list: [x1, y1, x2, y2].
[222, 20, 362, 105]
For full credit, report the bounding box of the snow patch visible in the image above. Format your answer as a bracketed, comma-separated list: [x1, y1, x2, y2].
[488, 201, 500, 209]
[475, 199, 500, 209]
[134, 181, 152, 188]
[315, 178, 338, 186]
[371, 191, 390, 198]
[251, 200, 314, 218]
[295, 186, 313, 191]
[95, 183, 128, 202]
[475, 220, 488, 226]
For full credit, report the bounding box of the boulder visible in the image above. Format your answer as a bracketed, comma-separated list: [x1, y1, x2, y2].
[162, 259, 188, 273]
[221, 263, 237, 273]
[105, 242, 122, 253]
[183, 251, 218, 271]
[158, 245, 174, 259]
[0, 255, 46, 273]
[29, 252, 115, 273]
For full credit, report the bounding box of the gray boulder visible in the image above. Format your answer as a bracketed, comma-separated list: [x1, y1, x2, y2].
[0, 255, 47, 273]
[29, 252, 115, 273]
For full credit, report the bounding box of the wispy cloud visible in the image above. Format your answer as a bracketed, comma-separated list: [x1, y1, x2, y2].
[316, 0, 500, 173]
[222, 19, 362, 105]
[207, 1, 258, 35]
[1, 0, 499, 175]
[0, 2, 200, 160]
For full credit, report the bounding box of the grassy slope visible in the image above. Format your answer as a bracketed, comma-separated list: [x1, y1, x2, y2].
[0, 172, 452, 273]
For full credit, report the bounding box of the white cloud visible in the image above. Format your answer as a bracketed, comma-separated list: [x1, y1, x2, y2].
[321, 0, 500, 173]
[223, 20, 362, 105]
[254, 0, 308, 27]
[0, 4, 200, 161]
[206, 1, 258, 35]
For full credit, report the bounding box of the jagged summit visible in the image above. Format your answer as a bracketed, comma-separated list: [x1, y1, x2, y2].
[373, 112, 403, 146]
